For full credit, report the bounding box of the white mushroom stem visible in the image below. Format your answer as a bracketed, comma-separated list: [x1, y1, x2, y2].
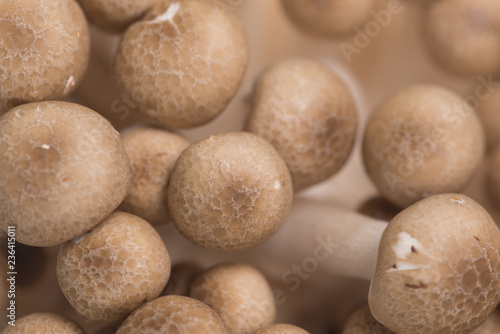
[252, 197, 388, 281]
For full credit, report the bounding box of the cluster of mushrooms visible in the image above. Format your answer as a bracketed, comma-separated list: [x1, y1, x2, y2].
[1, 0, 500, 333]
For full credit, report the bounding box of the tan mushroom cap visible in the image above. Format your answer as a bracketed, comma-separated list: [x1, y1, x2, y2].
[255, 324, 310, 334]
[76, 0, 163, 33]
[120, 125, 190, 224]
[369, 193, 500, 334]
[341, 306, 394, 334]
[190, 263, 276, 334]
[113, 0, 249, 128]
[280, 0, 376, 37]
[246, 58, 358, 191]
[2, 312, 84, 334]
[362, 85, 485, 208]
[424, 0, 500, 75]
[0, 0, 89, 114]
[0, 101, 131, 246]
[57, 212, 171, 323]
[167, 132, 293, 251]
[116, 295, 229, 334]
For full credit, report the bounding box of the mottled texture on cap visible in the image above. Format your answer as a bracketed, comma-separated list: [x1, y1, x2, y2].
[362, 85, 485, 208]
[369, 194, 500, 334]
[167, 132, 293, 251]
[76, 0, 163, 33]
[424, 0, 500, 75]
[0, 0, 89, 114]
[255, 324, 310, 334]
[281, 0, 375, 37]
[57, 212, 171, 323]
[120, 125, 190, 224]
[341, 306, 393, 334]
[116, 295, 229, 334]
[191, 263, 275, 334]
[0, 101, 131, 246]
[2, 313, 84, 334]
[246, 58, 357, 191]
[113, 0, 248, 128]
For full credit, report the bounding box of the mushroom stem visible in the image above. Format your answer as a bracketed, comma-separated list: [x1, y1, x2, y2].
[255, 197, 387, 281]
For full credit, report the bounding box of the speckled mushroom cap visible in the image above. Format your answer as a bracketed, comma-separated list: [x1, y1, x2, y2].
[0, 0, 90, 114]
[0, 101, 131, 247]
[120, 125, 190, 224]
[424, 0, 500, 75]
[116, 295, 229, 334]
[57, 212, 171, 323]
[167, 132, 293, 251]
[368, 193, 500, 334]
[245, 58, 357, 191]
[2, 312, 84, 334]
[362, 85, 485, 209]
[486, 145, 500, 204]
[113, 0, 249, 128]
[255, 324, 310, 334]
[190, 263, 276, 334]
[280, 0, 376, 37]
[76, 0, 163, 33]
[341, 306, 393, 334]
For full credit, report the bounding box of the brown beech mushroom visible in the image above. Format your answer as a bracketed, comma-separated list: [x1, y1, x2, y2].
[2, 312, 84, 334]
[0, 0, 90, 114]
[116, 295, 229, 333]
[245, 58, 358, 191]
[76, 0, 163, 33]
[252, 194, 500, 333]
[255, 324, 310, 334]
[423, 0, 500, 75]
[0, 101, 131, 246]
[113, 0, 249, 128]
[190, 263, 275, 334]
[167, 132, 293, 251]
[57, 212, 171, 323]
[280, 0, 376, 37]
[362, 85, 485, 208]
[342, 306, 393, 334]
[120, 125, 190, 224]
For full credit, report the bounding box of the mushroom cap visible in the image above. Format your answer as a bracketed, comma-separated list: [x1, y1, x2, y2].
[57, 211, 171, 323]
[0, 101, 131, 246]
[362, 85, 485, 208]
[116, 295, 229, 334]
[190, 263, 276, 334]
[76, 0, 163, 33]
[281, 0, 376, 37]
[245, 57, 358, 191]
[369, 193, 500, 334]
[120, 125, 190, 224]
[167, 132, 293, 251]
[255, 324, 311, 334]
[0, 0, 90, 114]
[424, 0, 500, 75]
[341, 306, 394, 334]
[2, 312, 84, 334]
[113, 0, 249, 128]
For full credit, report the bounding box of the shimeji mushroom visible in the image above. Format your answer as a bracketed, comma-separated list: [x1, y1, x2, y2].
[280, 0, 376, 38]
[2, 312, 84, 334]
[0, 0, 90, 114]
[423, 0, 500, 76]
[362, 85, 485, 208]
[115, 295, 229, 333]
[190, 263, 275, 334]
[167, 132, 293, 251]
[113, 0, 249, 128]
[245, 58, 358, 192]
[0, 101, 131, 246]
[251, 194, 500, 334]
